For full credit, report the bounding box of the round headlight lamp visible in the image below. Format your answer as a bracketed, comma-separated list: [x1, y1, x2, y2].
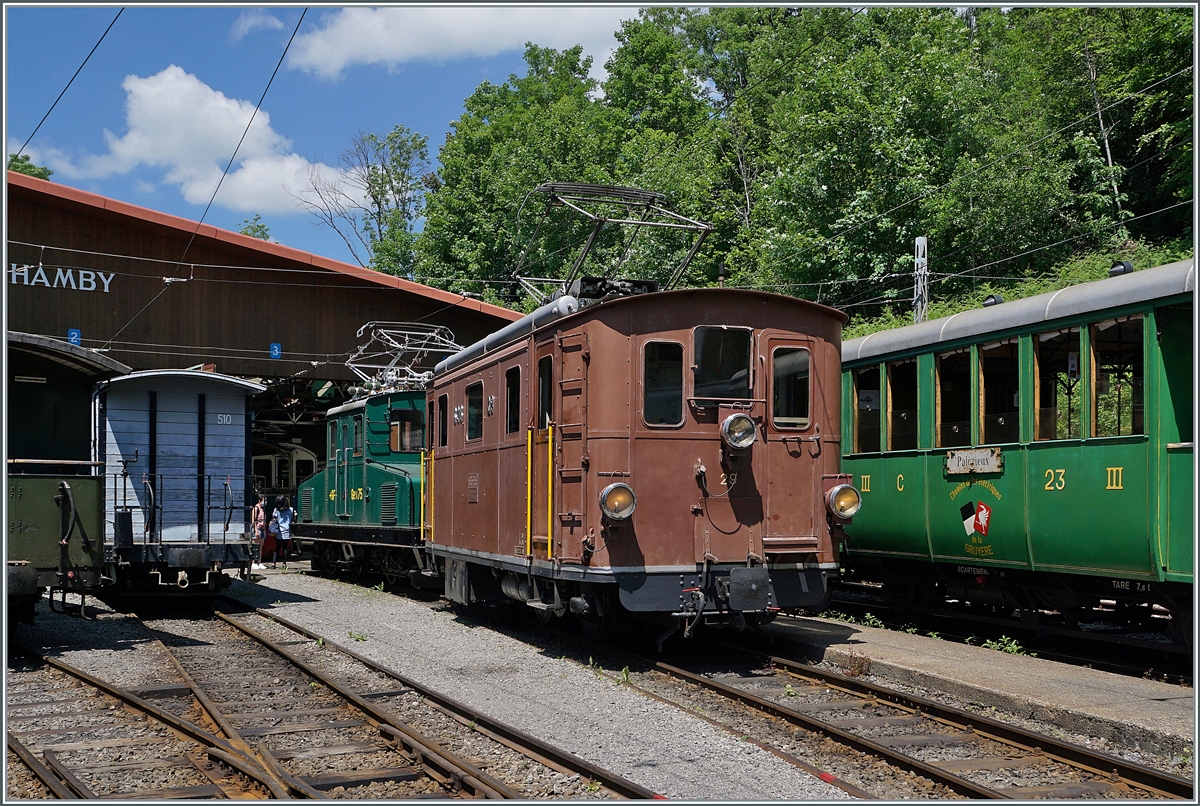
[599, 483, 637, 520]
[826, 484, 862, 519]
[720, 413, 757, 450]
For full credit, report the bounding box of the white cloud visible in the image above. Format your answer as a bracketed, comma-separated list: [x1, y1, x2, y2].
[46, 65, 338, 216]
[288, 6, 639, 80]
[232, 10, 285, 41]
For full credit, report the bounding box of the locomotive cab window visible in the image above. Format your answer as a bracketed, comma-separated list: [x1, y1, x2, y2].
[466, 382, 484, 441]
[505, 366, 521, 434]
[1035, 328, 1081, 440]
[537, 355, 553, 429]
[389, 409, 425, 452]
[887, 359, 918, 450]
[854, 366, 881, 453]
[771, 347, 810, 429]
[328, 421, 337, 455]
[693, 326, 752, 404]
[352, 415, 363, 457]
[980, 339, 1020, 444]
[937, 348, 971, 447]
[1092, 316, 1143, 437]
[437, 395, 448, 447]
[643, 341, 684, 426]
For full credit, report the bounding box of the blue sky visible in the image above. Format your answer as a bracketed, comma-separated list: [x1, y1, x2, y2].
[5, 5, 641, 262]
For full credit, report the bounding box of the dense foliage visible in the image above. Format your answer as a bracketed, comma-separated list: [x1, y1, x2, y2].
[345, 8, 1195, 327]
[7, 154, 53, 180]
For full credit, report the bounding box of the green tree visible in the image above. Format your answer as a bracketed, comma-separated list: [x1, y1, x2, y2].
[7, 154, 52, 180]
[296, 125, 430, 276]
[238, 214, 271, 240]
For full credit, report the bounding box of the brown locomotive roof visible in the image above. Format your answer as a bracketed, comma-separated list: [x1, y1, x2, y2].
[6, 170, 521, 323]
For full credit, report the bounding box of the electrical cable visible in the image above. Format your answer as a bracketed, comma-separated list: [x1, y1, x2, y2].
[11, 8, 123, 162]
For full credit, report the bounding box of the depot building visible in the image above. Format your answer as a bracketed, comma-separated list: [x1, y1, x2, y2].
[6, 170, 520, 481]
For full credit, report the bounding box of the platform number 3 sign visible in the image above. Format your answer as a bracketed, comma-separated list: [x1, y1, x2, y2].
[270, 342, 282, 360]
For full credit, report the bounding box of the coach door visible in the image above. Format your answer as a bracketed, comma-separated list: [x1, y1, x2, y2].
[528, 345, 556, 560]
[556, 331, 589, 563]
[335, 421, 350, 518]
[762, 335, 818, 553]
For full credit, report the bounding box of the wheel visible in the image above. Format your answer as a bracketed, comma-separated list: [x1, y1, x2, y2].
[383, 572, 401, 586]
[533, 607, 553, 626]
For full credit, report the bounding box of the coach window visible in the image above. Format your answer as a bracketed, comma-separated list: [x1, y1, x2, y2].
[538, 355, 553, 429]
[505, 367, 521, 434]
[980, 339, 1020, 444]
[644, 341, 684, 426]
[854, 366, 881, 453]
[1092, 316, 1143, 437]
[936, 348, 972, 447]
[352, 415, 363, 456]
[466, 382, 484, 441]
[437, 395, 448, 447]
[390, 409, 424, 452]
[772, 347, 810, 429]
[693, 326, 752, 403]
[887, 359, 918, 450]
[1035, 328, 1081, 440]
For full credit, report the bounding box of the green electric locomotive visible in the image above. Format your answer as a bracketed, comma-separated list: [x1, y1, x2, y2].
[839, 258, 1194, 640]
[296, 391, 432, 583]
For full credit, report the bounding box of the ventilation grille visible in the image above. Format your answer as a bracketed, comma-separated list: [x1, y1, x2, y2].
[380, 484, 398, 526]
[300, 488, 313, 521]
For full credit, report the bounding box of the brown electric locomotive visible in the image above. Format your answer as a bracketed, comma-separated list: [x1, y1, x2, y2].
[424, 278, 860, 642]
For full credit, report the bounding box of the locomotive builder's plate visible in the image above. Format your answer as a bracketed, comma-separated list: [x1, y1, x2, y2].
[944, 447, 1003, 474]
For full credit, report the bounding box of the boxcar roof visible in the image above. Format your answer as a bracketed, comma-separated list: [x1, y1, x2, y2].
[105, 368, 265, 393]
[843, 258, 1194, 363]
[8, 330, 131, 378]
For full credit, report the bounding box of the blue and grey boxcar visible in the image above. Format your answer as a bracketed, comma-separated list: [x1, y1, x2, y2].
[96, 369, 263, 596]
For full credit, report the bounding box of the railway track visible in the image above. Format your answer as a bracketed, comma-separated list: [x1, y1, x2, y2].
[610, 638, 1193, 800]
[6, 649, 277, 799]
[210, 603, 661, 800]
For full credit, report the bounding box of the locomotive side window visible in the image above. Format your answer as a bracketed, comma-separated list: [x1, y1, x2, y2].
[1092, 316, 1143, 437]
[1035, 328, 1081, 440]
[771, 347, 810, 428]
[643, 341, 684, 426]
[936, 349, 971, 447]
[887, 359, 918, 450]
[437, 395, 448, 447]
[854, 366, 881, 453]
[353, 415, 363, 456]
[466, 382, 484, 441]
[537, 355, 553, 429]
[505, 366, 521, 434]
[328, 421, 337, 455]
[693, 326, 752, 403]
[389, 409, 425, 452]
[980, 339, 1020, 444]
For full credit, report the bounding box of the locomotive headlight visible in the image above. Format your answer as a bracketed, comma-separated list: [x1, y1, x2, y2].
[720, 413, 757, 450]
[599, 483, 637, 520]
[826, 484, 862, 519]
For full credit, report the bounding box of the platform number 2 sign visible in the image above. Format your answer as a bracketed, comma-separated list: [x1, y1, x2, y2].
[1043, 468, 1066, 491]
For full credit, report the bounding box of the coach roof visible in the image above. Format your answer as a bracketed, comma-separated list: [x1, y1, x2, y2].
[843, 258, 1194, 363]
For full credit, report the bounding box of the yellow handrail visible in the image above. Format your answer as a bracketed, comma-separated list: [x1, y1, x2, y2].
[419, 450, 426, 537]
[525, 429, 533, 557]
[547, 423, 554, 560]
[428, 448, 434, 543]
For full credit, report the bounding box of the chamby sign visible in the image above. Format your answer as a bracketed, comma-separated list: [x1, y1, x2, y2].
[10, 264, 115, 293]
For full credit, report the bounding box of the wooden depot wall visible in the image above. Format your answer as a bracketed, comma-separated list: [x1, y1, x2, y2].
[6, 172, 519, 381]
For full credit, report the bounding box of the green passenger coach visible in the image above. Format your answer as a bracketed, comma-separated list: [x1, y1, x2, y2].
[839, 259, 1194, 641]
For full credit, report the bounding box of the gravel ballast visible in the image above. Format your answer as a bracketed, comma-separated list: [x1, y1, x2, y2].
[225, 571, 851, 800]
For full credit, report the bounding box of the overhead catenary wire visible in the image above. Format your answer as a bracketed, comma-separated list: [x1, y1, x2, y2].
[100, 8, 308, 350]
[11, 8, 123, 163]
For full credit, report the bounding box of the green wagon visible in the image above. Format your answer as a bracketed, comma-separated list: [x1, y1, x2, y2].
[840, 259, 1194, 640]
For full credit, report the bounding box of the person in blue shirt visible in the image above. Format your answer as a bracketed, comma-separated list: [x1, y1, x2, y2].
[271, 495, 296, 569]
